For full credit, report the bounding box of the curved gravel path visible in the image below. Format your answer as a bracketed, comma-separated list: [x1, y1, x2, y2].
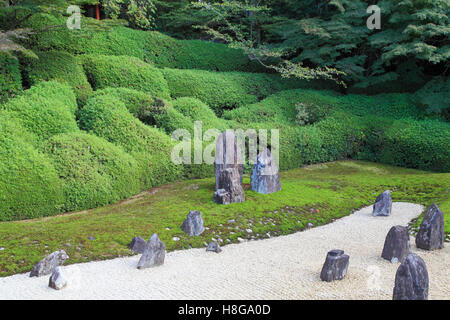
[0, 202, 448, 300]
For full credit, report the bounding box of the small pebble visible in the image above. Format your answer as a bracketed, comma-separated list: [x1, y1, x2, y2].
[172, 237, 180, 241]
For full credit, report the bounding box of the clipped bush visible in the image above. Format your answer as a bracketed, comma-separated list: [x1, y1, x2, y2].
[22, 51, 92, 105]
[0, 115, 64, 221]
[0, 52, 22, 103]
[79, 94, 182, 189]
[80, 54, 170, 100]
[1, 81, 78, 145]
[44, 132, 141, 212]
[377, 119, 450, 172]
[162, 68, 302, 115]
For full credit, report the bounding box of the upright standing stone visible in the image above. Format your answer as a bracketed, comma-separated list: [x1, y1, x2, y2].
[181, 210, 205, 236]
[137, 234, 166, 269]
[214, 168, 245, 204]
[416, 203, 445, 251]
[214, 130, 243, 190]
[30, 250, 69, 277]
[250, 149, 281, 194]
[48, 267, 67, 290]
[393, 253, 429, 300]
[320, 249, 350, 282]
[128, 236, 147, 254]
[381, 225, 410, 263]
[373, 190, 392, 217]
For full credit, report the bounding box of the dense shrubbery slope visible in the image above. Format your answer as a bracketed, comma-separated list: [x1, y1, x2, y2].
[0, 15, 448, 222]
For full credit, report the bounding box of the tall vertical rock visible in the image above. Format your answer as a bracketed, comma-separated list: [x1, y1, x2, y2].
[393, 253, 429, 300]
[250, 149, 281, 194]
[372, 190, 392, 217]
[416, 203, 445, 251]
[214, 168, 245, 204]
[214, 130, 243, 191]
[381, 225, 410, 263]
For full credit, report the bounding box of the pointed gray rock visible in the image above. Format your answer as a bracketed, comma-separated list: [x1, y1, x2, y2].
[373, 190, 392, 216]
[137, 234, 166, 269]
[128, 236, 147, 254]
[181, 210, 205, 236]
[214, 130, 243, 190]
[251, 149, 281, 194]
[393, 253, 429, 300]
[48, 267, 67, 290]
[214, 168, 245, 204]
[206, 241, 222, 253]
[30, 250, 69, 277]
[320, 249, 350, 282]
[416, 204, 445, 251]
[382, 226, 410, 263]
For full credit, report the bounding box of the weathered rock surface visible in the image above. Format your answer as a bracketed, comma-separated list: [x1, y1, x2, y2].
[214, 130, 243, 190]
[373, 190, 392, 216]
[381, 225, 410, 263]
[128, 236, 147, 254]
[393, 253, 429, 300]
[48, 267, 67, 290]
[320, 249, 350, 282]
[250, 149, 281, 194]
[206, 241, 222, 253]
[30, 250, 69, 277]
[137, 234, 166, 269]
[214, 168, 245, 204]
[181, 210, 205, 236]
[416, 203, 445, 251]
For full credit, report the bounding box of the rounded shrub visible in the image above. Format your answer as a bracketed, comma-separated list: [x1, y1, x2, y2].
[80, 54, 170, 100]
[0, 115, 64, 221]
[0, 52, 22, 103]
[79, 94, 182, 189]
[162, 68, 303, 115]
[44, 132, 141, 212]
[378, 119, 450, 172]
[21, 51, 93, 105]
[1, 81, 78, 146]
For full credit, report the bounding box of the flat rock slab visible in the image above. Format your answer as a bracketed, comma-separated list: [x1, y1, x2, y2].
[373, 190, 392, 216]
[30, 250, 69, 277]
[416, 204, 445, 251]
[181, 210, 205, 236]
[320, 249, 350, 282]
[381, 225, 410, 263]
[251, 149, 281, 194]
[393, 253, 429, 300]
[137, 234, 166, 269]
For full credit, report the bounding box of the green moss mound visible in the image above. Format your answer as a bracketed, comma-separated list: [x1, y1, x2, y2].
[80, 54, 170, 100]
[0, 53, 22, 104]
[79, 94, 182, 189]
[161, 68, 303, 115]
[0, 81, 78, 146]
[44, 132, 141, 212]
[0, 116, 64, 221]
[22, 51, 92, 105]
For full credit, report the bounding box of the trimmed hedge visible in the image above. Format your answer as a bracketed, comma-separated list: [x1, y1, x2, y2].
[1, 81, 78, 146]
[80, 55, 171, 100]
[44, 132, 141, 212]
[0, 53, 22, 104]
[0, 115, 64, 221]
[162, 68, 303, 115]
[79, 94, 182, 189]
[21, 51, 92, 105]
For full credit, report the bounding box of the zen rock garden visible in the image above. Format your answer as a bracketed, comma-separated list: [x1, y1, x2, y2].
[24, 136, 445, 299]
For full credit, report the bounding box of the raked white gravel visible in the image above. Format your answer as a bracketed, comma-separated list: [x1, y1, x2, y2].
[0, 202, 448, 300]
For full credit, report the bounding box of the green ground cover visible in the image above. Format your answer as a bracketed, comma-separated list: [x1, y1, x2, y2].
[0, 160, 447, 277]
